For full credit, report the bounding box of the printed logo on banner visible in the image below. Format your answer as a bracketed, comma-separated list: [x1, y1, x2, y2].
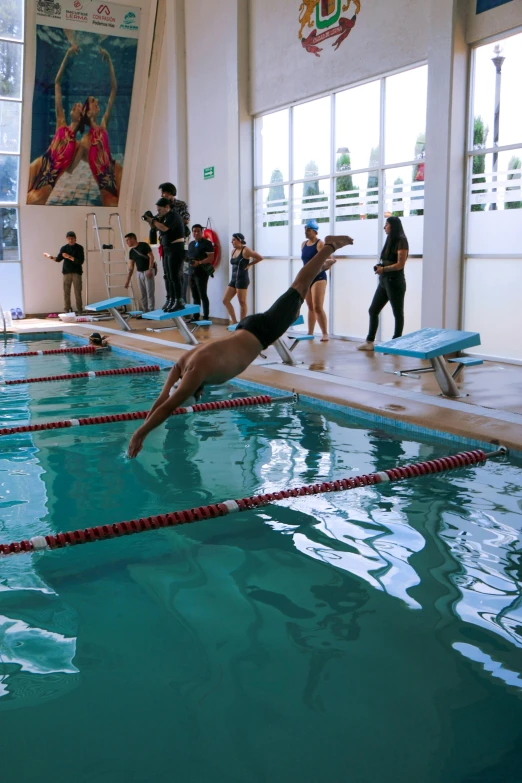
[37, 0, 62, 19]
[120, 10, 138, 31]
[93, 3, 115, 28]
[298, 0, 360, 57]
[67, 0, 88, 23]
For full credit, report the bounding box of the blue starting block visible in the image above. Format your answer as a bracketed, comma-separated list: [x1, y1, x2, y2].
[190, 319, 212, 334]
[374, 327, 482, 397]
[143, 304, 200, 345]
[85, 297, 133, 331]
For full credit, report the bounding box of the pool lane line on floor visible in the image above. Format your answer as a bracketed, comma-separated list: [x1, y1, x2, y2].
[0, 447, 505, 556]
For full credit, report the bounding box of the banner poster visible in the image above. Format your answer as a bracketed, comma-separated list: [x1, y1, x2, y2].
[476, 0, 513, 14]
[27, 0, 140, 206]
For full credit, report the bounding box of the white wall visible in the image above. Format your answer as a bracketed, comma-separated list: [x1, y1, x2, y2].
[467, 0, 522, 43]
[250, 0, 430, 116]
[184, 0, 251, 320]
[18, 0, 157, 314]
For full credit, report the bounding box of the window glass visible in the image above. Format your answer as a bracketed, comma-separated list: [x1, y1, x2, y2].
[255, 260, 289, 313]
[0, 154, 18, 202]
[335, 81, 380, 173]
[255, 110, 289, 186]
[291, 179, 331, 256]
[0, 206, 19, 260]
[472, 32, 522, 151]
[0, 40, 22, 99]
[384, 164, 424, 255]
[255, 186, 289, 257]
[0, 99, 20, 153]
[385, 66, 427, 165]
[0, 0, 24, 40]
[293, 96, 331, 180]
[335, 170, 379, 255]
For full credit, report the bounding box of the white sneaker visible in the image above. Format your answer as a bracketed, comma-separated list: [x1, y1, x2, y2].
[357, 341, 374, 351]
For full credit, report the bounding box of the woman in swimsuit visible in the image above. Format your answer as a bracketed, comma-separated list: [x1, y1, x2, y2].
[222, 232, 263, 324]
[77, 47, 122, 207]
[301, 219, 333, 342]
[27, 44, 83, 205]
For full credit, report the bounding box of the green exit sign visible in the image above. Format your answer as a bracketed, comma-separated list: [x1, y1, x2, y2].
[203, 166, 215, 180]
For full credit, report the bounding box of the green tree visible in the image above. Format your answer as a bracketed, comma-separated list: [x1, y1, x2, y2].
[505, 156, 521, 210]
[266, 168, 288, 227]
[471, 116, 489, 212]
[303, 159, 328, 223]
[335, 152, 360, 222]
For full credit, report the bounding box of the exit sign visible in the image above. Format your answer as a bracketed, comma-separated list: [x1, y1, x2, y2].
[204, 166, 215, 180]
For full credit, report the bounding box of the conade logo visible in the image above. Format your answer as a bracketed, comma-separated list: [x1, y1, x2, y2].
[97, 4, 110, 14]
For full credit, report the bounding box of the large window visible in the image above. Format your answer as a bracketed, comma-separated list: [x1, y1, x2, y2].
[0, 0, 23, 309]
[464, 32, 522, 361]
[254, 65, 427, 339]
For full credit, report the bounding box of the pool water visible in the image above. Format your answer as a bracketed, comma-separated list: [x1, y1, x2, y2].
[1, 335, 521, 783]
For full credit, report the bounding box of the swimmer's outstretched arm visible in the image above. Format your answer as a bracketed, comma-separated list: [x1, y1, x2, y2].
[127, 366, 205, 458]
[145, 364, 181, 421]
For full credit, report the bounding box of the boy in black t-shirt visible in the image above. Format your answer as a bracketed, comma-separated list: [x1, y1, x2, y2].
[43, 230, 84, 313]
[186, 224, 214, 321]
[124, 233, 156, 312]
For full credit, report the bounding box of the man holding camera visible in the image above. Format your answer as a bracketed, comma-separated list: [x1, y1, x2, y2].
[143, 198, 185, 312]
[124, 233, 156, 313]
[186, 224, 214, 322]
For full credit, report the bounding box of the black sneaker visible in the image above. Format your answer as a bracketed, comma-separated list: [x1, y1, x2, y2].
[171, 299, 185, 313]
[162, 300, 171, 312]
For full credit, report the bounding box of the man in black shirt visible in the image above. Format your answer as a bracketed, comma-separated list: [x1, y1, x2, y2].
[144, 198, 185, 312]
[43, 230, 84, 313]
[187, 224, 214, 321]
[124, 233, 156, 312]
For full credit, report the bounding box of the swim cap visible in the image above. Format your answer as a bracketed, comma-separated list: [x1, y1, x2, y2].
[90, 332, 101, 340]
[232, 232, 246, 244]
[305, 219, 319, 231]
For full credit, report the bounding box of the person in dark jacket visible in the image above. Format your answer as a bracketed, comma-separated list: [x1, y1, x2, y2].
[43, 230, 85, 313]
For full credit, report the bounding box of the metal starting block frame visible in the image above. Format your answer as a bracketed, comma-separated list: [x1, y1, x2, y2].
[142, 305, 200, 345]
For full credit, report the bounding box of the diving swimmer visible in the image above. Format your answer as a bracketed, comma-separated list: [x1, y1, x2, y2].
[127, 234, 353, 458]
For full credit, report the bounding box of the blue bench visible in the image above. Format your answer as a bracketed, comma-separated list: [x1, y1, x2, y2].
[85, 297, 133, 331]
[374, 327, 482, 397]
[228, 314, 311, 365]
[143, 304, 200, 345]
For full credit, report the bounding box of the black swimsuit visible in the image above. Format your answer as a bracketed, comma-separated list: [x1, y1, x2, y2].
[229, 248, 249, 289]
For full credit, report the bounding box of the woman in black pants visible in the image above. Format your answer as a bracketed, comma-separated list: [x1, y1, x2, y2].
[357, 216, 409, 351]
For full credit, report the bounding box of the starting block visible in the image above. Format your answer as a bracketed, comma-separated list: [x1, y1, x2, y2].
[190, 319, 212, 334]
[375, 327, 482, 397]
[142, 304, 200, 345]
[85, 297, 132, 331]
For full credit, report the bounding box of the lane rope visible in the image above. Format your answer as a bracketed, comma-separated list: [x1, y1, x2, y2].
[0, 394, 294, 437]
[0, 447, 507, 556]
[0, 346, 99, 358]
[3, 365, 161, 385]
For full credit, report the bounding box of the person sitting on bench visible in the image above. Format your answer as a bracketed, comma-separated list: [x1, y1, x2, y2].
[127, 234, 353, 457]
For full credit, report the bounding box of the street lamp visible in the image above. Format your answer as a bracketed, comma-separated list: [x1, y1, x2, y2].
[490, 43, 505, 211]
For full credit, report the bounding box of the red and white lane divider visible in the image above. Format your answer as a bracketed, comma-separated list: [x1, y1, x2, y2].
[0, 394, 293, 437]
[2, 365, 160, 386]
[0, 345, 99, 359]
[0, 447, 507, 556]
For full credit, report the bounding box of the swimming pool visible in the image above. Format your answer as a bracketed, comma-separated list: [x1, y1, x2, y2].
[1, 334, 521, 782]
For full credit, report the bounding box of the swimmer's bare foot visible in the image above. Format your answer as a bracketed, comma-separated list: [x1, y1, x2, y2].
[320, 335, 329, 342]
[322, 257, 337, 272]
[323, 235, 354, 253]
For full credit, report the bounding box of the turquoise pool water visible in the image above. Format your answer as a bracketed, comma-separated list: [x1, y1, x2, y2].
[1, 334, 521, 783]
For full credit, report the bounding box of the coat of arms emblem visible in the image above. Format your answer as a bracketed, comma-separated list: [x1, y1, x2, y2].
[299, 0, 360, 56]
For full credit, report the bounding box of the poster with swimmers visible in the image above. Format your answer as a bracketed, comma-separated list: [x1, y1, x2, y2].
[27, 1, 140, 207]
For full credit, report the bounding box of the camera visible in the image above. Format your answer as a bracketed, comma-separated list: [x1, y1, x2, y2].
[141, 210, 157, 222]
